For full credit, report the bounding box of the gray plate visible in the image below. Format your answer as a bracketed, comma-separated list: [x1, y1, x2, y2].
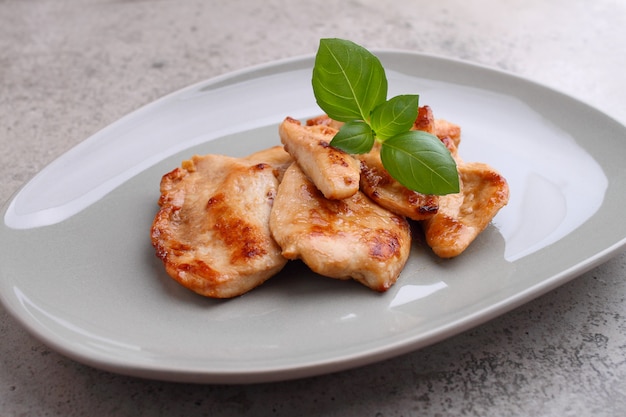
[1, 51, 625, 383]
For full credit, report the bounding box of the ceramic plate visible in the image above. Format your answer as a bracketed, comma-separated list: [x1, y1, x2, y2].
[1, 52, 625, 383]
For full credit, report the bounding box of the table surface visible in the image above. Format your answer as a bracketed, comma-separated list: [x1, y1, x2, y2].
[1, 0, 625, 415]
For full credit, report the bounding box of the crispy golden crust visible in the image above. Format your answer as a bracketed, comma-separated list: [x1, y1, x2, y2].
[151, 154, 287, 298]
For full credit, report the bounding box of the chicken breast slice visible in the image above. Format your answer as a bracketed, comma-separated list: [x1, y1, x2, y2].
[356, 105, 463, 221]
[357, 142, 440, 221]
[269, 163, 411, 292]
[151, 153, 287, 298]
[279, 117, 361, 200]
[421, 162, 509, 258]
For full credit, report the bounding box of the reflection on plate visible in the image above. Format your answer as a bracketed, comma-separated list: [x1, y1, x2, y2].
[1, 52, 625, 383]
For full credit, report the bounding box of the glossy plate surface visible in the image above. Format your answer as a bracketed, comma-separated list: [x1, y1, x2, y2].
[1, 52, 625, 383]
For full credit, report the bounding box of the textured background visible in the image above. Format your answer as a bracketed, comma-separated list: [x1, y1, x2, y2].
[1, 0, 625, 416]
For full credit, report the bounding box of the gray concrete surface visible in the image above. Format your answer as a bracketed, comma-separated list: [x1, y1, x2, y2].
[1, 1, 625, 416]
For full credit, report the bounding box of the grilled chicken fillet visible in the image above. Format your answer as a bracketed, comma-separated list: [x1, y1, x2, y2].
[357, 142, 440, 221]
[151, 153, 288, 298]
[421, 162, 509, 258]
[269, 163, 411, 291]
[279, 117, 361, 200]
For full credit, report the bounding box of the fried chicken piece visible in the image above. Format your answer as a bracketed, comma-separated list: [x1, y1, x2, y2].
[357, 142, 439, 221]
[306, 108, 462, 220]
[151, 153, 287, 298]
[269, 163, 411, 292]
[421, 162, 509, 258]
[357, 105, 458, 221]
[279, 117, 361, 200]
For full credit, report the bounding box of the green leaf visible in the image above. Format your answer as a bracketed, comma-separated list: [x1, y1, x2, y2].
[330, 121, 376, 154]
[309, 38, 460, 196]
[370, 95, 419, 140]
[380, 130, 460, 195]
[312, 38, 387, 122]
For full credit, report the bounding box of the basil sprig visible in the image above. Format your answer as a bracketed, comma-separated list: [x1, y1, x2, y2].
[312, 38, 459, 195]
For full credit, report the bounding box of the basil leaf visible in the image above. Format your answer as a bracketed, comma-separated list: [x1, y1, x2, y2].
[310, 38, 460, 196]
[370, 94, 419, 140]
[380, 130, 460, 195]
[330, 120, 375, 154]
[312, 38, 387, 122]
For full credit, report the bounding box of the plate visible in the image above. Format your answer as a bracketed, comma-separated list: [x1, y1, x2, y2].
[1, 51, 625, 384]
